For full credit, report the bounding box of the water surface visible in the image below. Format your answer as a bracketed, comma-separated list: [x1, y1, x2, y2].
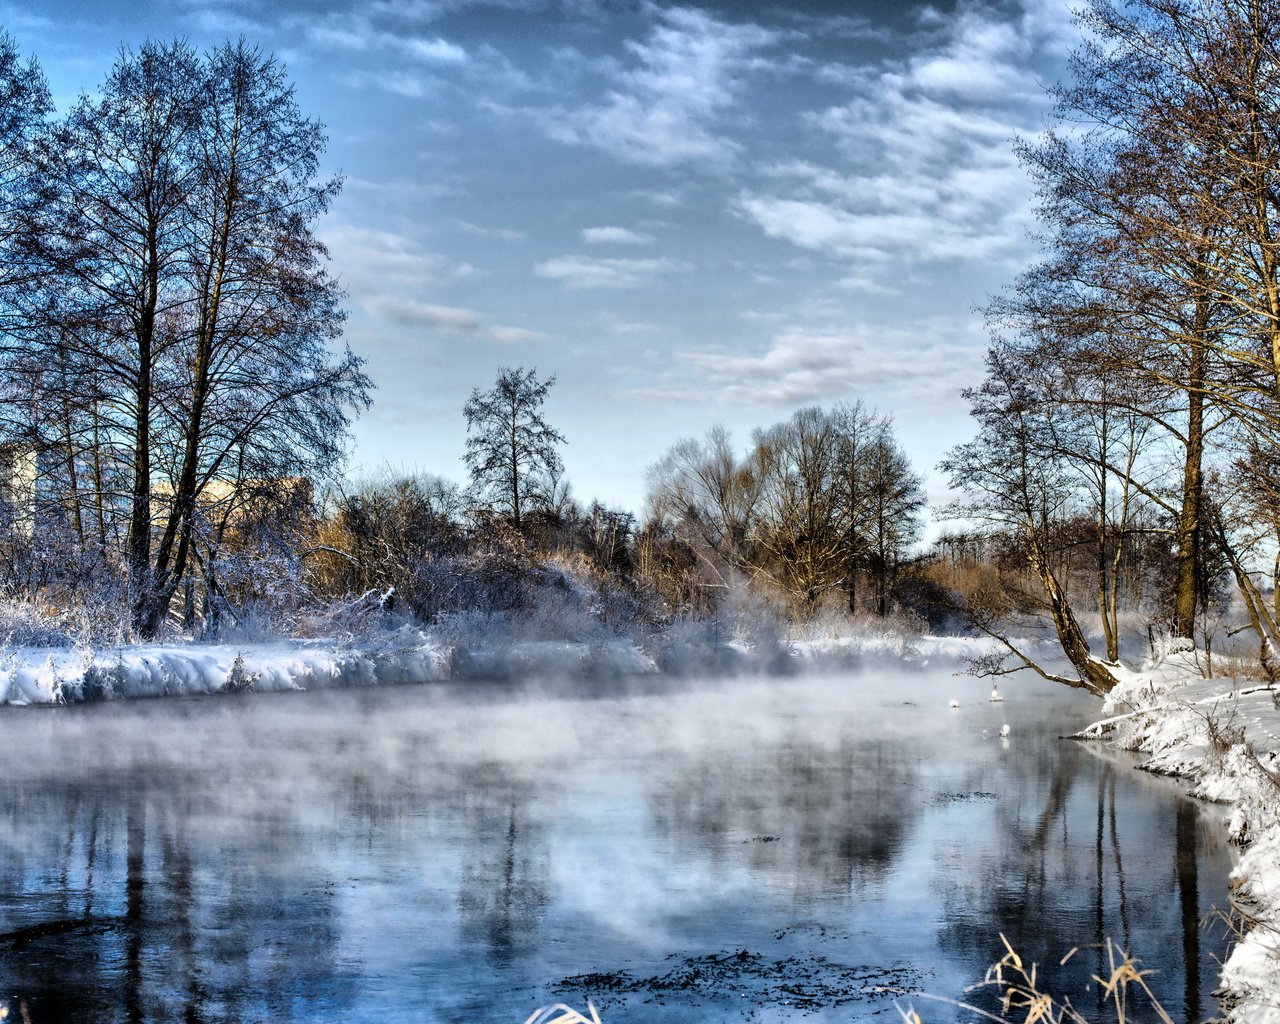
[0, 664, 1231, 1022]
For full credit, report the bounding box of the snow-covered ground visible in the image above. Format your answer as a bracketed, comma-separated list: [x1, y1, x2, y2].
[0, 635, 453, 705]
[1078, 649, 1280, 1023]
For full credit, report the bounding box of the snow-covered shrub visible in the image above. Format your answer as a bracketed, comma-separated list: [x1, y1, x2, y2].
[289, 588, 419, 645]
[202, 543, 307, 641]
[0, 599, 73, 647]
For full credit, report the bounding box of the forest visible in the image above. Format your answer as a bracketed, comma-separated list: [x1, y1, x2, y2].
[1, 1, 1280, 700]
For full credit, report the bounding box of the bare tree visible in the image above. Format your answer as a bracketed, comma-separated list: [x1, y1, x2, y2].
[2, 39, 369, 636]
[0, 30, 50, 317]
[644, 424, 760, 605]
[644, 407, 924, 619]
[993, 0, 1240, 641]
[750, 407, 845, 609]
[463, 366, 565, 533]
[139, 39, 368, 636]
[862, 427, 925, 617]
[27, 40, 202, 630]
[745, 404, 924, 615]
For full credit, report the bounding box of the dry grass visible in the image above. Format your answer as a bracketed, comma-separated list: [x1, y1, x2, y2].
[897, 935, 1176, 1024]
[523, 1003, 602, 1024]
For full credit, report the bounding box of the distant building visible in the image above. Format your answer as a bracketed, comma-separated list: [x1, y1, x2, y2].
[0, 444, 42, 537]
[151, 476, 314, 545]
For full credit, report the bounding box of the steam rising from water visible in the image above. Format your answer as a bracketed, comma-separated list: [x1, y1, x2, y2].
[0, 659, 1231, 1023]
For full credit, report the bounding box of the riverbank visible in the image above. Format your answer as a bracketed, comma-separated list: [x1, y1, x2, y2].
[0, 628, 1001, 705]
[1077, 649, 1280, 1023]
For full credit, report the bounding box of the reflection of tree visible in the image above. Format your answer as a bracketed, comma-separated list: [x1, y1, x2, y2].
[651, 734, 921, 895]
[1176, 798, 1201, 1024]
[0, 693, 555, 1022]
[0, 774, 352, 1023]
[457, 782, 548, 963]
[934, 743, 1220, 1022]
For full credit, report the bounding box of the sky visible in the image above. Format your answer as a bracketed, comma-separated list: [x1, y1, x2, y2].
[8, 0, 1078, 518]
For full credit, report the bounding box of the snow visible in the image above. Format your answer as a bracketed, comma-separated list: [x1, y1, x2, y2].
[0, 639, 453, 705]
[1077, 649, 1280, 1022]
[0, 627, 1009, 707]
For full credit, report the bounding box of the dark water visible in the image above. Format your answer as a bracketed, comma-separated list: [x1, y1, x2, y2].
[0, 664, 1231, 1023]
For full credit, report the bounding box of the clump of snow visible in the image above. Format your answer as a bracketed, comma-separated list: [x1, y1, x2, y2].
[1076, 644, 1280, 1023]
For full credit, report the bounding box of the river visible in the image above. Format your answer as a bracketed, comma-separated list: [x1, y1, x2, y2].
[0, 660, 1231, 1023]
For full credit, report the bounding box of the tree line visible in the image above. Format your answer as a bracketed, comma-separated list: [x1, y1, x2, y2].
[940, 0, 1280, 693]
[643, 403, 924, 619]
[306, 369, 928, 640]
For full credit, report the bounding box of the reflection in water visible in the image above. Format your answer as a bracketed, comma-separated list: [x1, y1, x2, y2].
[0, 778, 350, 1024]
[458, 789, 548, 960]
[655, 736, 920, 895]
[934, 735, 1224, 1024]
[1177, 798, 1201, 1023]
[0, 673, 1232, 1023]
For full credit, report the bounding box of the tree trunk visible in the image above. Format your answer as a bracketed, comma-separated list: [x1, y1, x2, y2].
[1028, 533, 1120, 694]
[128, 319, 154, 635]
[1172, 318, 1208, 639]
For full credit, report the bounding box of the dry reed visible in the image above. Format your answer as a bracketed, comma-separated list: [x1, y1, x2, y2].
[897, 934, 1176, 1024]
[523, 1003, 602, 1024]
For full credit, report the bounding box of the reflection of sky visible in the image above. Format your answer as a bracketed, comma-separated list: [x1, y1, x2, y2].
[0, 669, 1232, 1022]
[17, 0, 1079, 512]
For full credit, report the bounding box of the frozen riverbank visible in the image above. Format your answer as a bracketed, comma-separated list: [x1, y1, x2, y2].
[1077, 651, 1280, 1023]
[0, 629, 1008, 707]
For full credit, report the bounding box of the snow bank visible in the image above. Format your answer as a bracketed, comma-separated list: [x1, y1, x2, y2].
[0, 623, 1006, 707]
[1077, 653, 1280, 1023]
[0, 638, 453, 705]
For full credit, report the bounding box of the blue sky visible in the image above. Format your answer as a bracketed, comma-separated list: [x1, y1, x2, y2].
[11, 0, 1076, 516]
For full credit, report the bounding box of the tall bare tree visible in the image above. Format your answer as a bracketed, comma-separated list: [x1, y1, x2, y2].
[2, 39, 369, 636]
[751, 407, 844, 608]
[463, 366, 565, 533]
[29, 40, 202, 628]
[942, 342, 1122, 696]
[139, 39, 367, 636]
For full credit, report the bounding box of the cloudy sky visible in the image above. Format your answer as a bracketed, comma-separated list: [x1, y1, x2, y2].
[11, 0, 1077, 515]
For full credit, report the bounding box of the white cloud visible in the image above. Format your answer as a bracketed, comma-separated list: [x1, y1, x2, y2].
[543, 7, 779, 168]
[458, 221, 525, 241]
[735, 0, 1069, 283]
[322, 226, 470, 294]
[581, 226, 654, 245]
[401, 36, 467, 63]
[838, 274, 900, 296]
[641, 320, 984, 409]
[366, 298, 539, 343]
[321, 226, 537, 342]
[534, 254, 690, 288]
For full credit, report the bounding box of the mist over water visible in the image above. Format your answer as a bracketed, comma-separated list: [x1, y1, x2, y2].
[0, 664, 1231, 1023]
